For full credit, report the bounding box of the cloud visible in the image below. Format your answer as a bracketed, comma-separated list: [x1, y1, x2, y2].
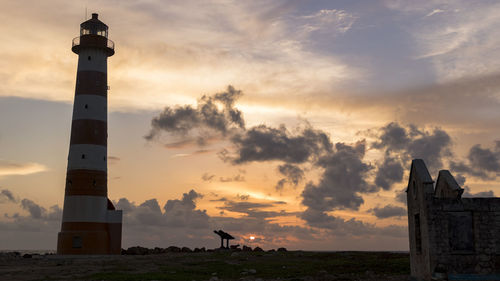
[300, 208, 406, 237]
[202, 172, 245, 182]
[370, 205, 406, 219]
[368, 122, 453, 194]
[374, 156, 404, 190]
[201, 173, 215, 182]
[301, 141, 374, 215]
[0, 189, 62, 247]
[20, 199, 45, 219]
[299, 9, 357, 36]
[395, 188, 407, 204]
[275, 164, 304, 191]
[450, 174, 496, 198]
[372, 122, 452, 172]
[0, 160, 47, 177]
[145, 85, 245, 145]
[226, 123, 332, 164]
[383, 0, 500, 84]
[116, 189, 209, 229]
[0, 189, 17, 203]
[450, 141, 500, 179]
[217, 200, 294, 220]
[462, 187, 495, 198]
[219, 174, 245, 182]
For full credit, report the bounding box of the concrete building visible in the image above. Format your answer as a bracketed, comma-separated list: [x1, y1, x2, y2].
[407, 159, 500, 280]
[57, 13, 122, 255]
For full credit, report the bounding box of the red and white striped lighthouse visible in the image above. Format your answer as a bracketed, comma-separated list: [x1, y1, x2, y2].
[57, 13, 122, 255]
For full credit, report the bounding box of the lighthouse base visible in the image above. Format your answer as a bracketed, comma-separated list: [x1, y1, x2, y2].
[57, 218, 122, 255]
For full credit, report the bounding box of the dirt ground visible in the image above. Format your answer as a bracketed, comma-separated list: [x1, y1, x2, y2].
[0, 251, 410, 281]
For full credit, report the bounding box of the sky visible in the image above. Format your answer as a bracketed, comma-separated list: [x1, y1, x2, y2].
[1, 0, 500, 251]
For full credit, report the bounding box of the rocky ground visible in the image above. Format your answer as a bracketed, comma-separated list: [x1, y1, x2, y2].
[0, 250, 410, 281]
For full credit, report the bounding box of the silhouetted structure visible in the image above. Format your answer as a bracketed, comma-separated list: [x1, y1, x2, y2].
[57, 13, 122, 255]
[407, 159, 500, 280]
[214, 230, 234, 248]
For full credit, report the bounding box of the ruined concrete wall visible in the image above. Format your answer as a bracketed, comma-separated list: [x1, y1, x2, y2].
[426, 198, 500, 275]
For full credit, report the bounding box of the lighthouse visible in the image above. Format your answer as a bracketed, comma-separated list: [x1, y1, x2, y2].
[57, 13, 122, 255]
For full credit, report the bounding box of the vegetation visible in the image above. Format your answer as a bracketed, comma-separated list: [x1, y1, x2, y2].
[85, 251, 409, 281]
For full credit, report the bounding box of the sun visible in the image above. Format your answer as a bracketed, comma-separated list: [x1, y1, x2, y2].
[249, 236, 255, 240]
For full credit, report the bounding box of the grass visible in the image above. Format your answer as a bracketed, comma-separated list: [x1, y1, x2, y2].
[86, 251, 410, 280]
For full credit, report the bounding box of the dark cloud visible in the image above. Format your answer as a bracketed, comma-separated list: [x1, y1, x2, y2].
[226, 124, 332, 164]
[145, 85, 245, 145]
[369, 122, 453, 195]
[202, 172, 245, 182]
[219, 174, 245, 182]
[300, 209, 406, 237]
[236, 194, 249, 201]
[301, 141, 374, 214]
[370, 205, 406, 219]
[201, 173, 215, 182]
[462, 187, 495, 198]
[455, 176, 496, 198]
[275, 164, 304, 191]
[395, 188, 407, 204]
[115, 189, 209, 229]
[374, 156, 404, 190]
[372, 122, 452, 172]
[217, 200, 294, 220]
[1, 189, 17, 203]
[20, 199, 45, 219]
[450, 141, 500, 179]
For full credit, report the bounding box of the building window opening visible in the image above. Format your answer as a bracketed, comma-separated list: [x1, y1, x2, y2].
[88, 56, 91, 61]
[72, 236, 82, 248]
[93, 179, 96, 187]
[81, 154, 85, 159]
[415, 213, 422, 254]
[84, 104, 88, 109]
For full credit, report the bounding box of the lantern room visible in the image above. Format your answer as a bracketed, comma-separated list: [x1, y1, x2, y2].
[80, 13, 108, 37]
[72, 13, 114, 57]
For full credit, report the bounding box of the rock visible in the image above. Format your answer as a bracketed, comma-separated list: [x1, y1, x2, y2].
[253, 247, 264, 252]
[22, 254, 32, 259]
[248, 268, 257, 274]
[166, 246, 181, 253]
[209, 277, 218, 281]
[242, 245, 252, 252]
[277, 247, 287, 252]
[181, 247, 192, 253]
[230, 244, 240, 250]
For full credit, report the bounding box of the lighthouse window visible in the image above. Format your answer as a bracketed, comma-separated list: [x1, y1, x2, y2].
[81, 154, 85, 159]
[72, 236, 82, 248]
[88, 56, 91, 61]
[84, 104, 88, 109]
